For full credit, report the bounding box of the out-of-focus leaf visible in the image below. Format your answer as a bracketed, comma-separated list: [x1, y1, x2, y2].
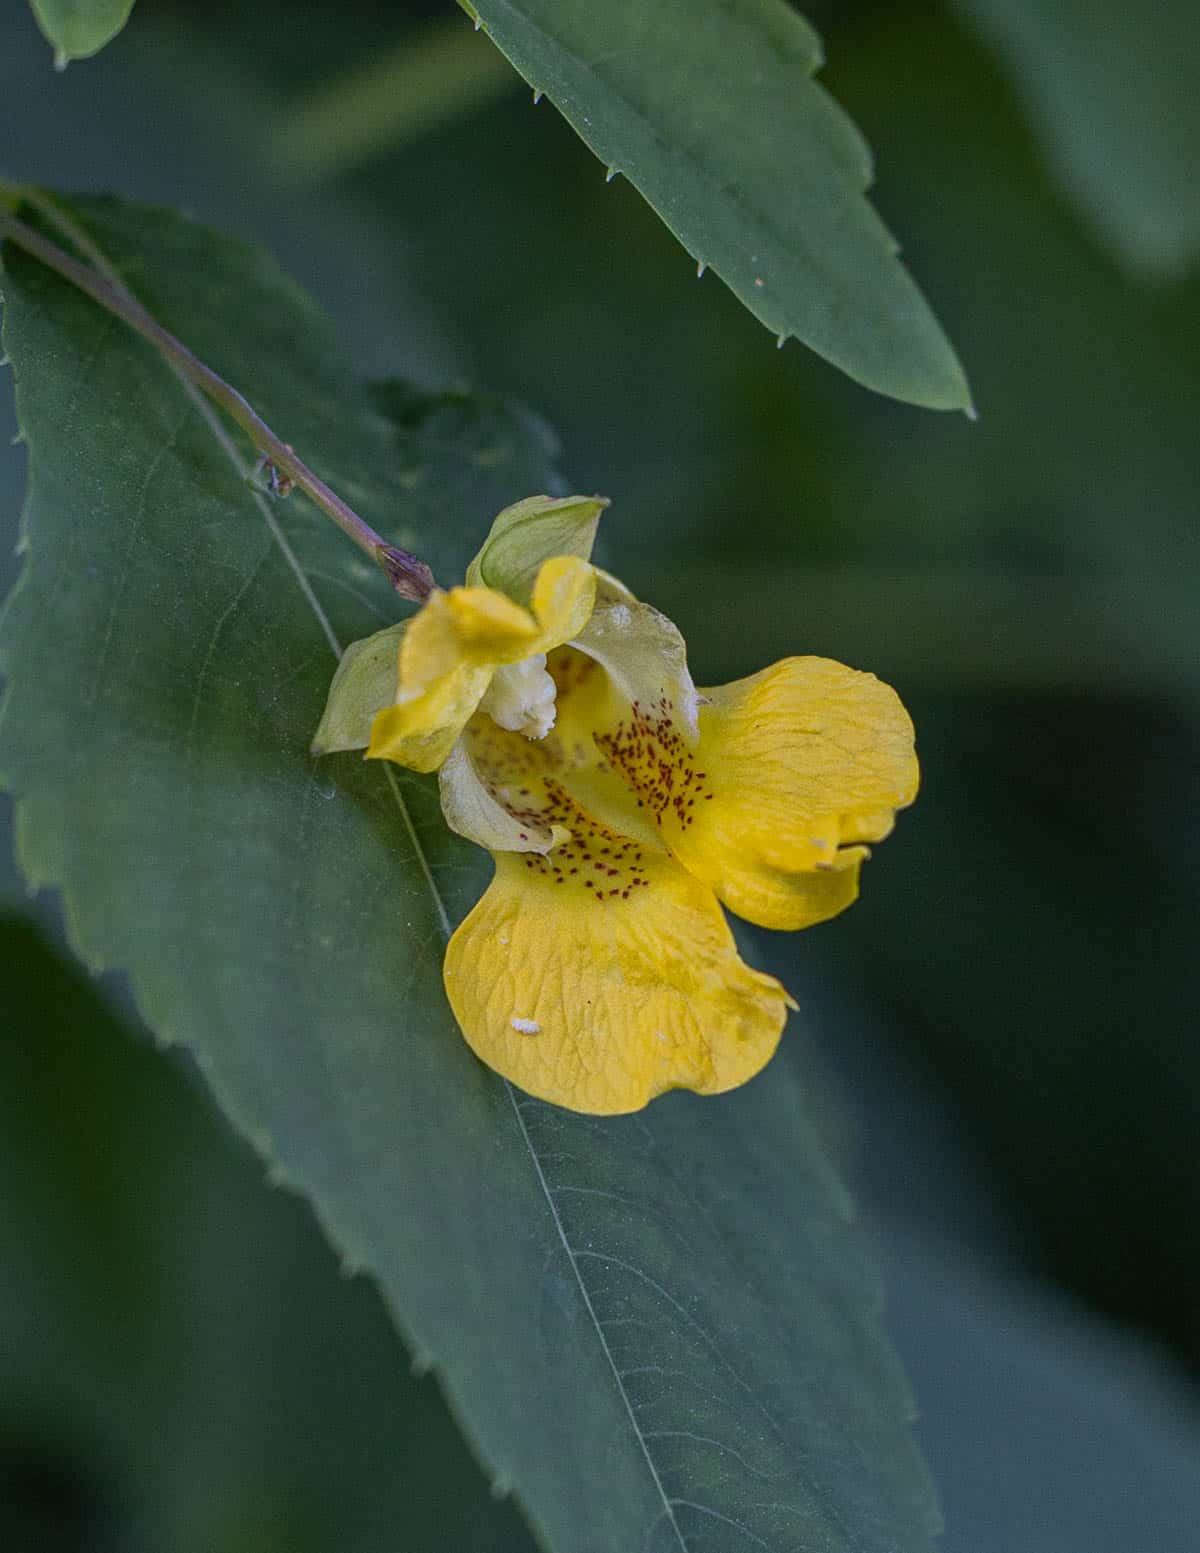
[461, 0, 970, 410]
[0, 911, 535, 1553]
[829, 686, 1200, 1363]
[0, 199, 940, 1553]
[269, 17, 519, 180]
[28, 0, 134, 64]
[954, 0, 1200, 275]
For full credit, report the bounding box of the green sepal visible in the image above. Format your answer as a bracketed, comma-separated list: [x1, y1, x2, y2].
[465, 493, 608, 604]
[311, 622, 406, 755]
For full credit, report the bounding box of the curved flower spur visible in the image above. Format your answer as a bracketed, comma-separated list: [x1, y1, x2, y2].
[313, 496, 918, 1115]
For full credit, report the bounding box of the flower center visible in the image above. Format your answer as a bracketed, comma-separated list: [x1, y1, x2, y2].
[479, 653, 557, 739]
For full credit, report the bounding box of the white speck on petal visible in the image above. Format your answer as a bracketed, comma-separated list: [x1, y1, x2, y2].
[680, 685, 701, 735]
[511, 1017, 541, 1035]
[655, 1031, 668, 1045]
[608, 603, 632, 629]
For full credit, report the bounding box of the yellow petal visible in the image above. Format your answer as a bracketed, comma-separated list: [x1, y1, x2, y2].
[367, 659, 493, 773]
[444, 844, 793, 1115]
[660, 657, 918, 930]
[446, 586, 540, 655]
[528, 554, 597, 650]
[367, 559, 597, 775]
[362, 590, 505, 771]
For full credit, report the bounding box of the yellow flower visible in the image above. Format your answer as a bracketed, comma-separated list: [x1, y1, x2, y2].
[316, 495, 917, 1115]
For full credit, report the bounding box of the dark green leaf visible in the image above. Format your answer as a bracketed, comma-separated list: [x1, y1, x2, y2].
[462, 0, 970, 410]
[0, 198, 939, 1553]
[0, 910, 535, 1553]
[28, 0, 135, 63]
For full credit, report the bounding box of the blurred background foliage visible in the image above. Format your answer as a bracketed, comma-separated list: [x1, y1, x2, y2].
[1, 0, 1199, 1548]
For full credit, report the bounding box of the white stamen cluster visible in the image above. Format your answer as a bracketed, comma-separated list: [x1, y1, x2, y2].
[480, 653, 557, 739]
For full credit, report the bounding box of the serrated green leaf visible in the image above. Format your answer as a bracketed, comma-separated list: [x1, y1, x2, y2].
[954, 0, 1200, 276]
[0, 197, 939, 1553]
[29, 0, 135, 62]
[0, 911, 536, 1553]
[460, 0, 969, 410]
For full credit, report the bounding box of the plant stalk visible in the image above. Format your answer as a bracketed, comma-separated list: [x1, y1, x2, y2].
[0, 207, 435, 601]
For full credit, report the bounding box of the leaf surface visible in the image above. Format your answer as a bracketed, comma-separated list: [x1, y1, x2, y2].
[0, 198, 939, 1553]
[28, 0, 135, 61]
[461, 0, 969, 409]
[0, 911, 536, 1553]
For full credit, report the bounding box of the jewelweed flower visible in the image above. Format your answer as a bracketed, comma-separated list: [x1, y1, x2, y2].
[314, 496, 917, 1115]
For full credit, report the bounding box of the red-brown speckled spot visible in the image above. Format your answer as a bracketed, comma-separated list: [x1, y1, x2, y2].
[593, 695, 713, 830]
[463, 712, 653, 909]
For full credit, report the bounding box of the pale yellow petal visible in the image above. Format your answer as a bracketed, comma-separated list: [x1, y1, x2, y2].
[663, 657, 918, 930]
[444, 848, 793, 1115]
[528, 554, 597, 650]
[438, 738, 568, 854]
[572, 597, 699, 739]
[367, 659, 493, 773]
[365, 584, 540, 774]
[445, 586, 540, 656]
